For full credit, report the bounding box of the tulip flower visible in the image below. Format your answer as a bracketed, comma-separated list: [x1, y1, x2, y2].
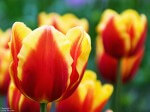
[9, 22, 91, 104]
[54, 70, 113, 112]
[8, 81, 40, 112]
[38, 12, 89, 34]
[0, 29, 11, 95]
[96, 37, 144, 83]
[97, 9, 147, 58]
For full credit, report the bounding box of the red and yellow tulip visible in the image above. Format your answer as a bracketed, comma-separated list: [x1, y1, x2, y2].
[38, 12, 89, 34]
[55, 70, 113, 112]
[0, 29, 11, 95]
[9, 22, 91, 103]
[96, 37, 144, 83]
[8, 81, 40, 112]
[97, 9, 147, 58]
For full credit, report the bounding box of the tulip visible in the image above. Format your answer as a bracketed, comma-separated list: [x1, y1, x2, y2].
[0, 29, 11, 95]
[54, 70, 113, 112]
[9, 22, 91, 104]
[96, 37, 144, 83]
[8, 81, 40, 112]
[38, 12, 89, 34]
[97, 9, 147, 58]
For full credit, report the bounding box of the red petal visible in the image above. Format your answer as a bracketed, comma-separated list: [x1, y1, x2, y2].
[56, 91, 81, 112]
[97, 52, 117, 82]
[102, 17, 127, 58]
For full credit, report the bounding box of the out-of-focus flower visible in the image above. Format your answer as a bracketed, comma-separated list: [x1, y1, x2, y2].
[54, 70, 113, 112]
[0, 29, 11, 95]
[8, 81, 40, 112]
[96, 37, 144, 83]
[38, 12, 89, 34]
[97, 9, 147, 58]
[10, 22, 91, 103]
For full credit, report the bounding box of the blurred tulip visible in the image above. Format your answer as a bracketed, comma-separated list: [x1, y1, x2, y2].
[54, 70, 113, 112]
[0, 29, 11, 95]
[97, 9, 147, 58]
[8, 81, 40, 112]
[96, 37, 144, 83]
[38, 12, 89, 34]
[10, 22, 91, 103]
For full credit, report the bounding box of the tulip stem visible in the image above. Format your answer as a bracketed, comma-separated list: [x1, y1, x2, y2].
[50, 102, 56, 112]
[40, 103, 47, 112]
[114, 59, 122, 112]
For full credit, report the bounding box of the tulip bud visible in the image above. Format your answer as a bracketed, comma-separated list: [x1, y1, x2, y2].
[0, 29, 11, 95]
[55, 70, 113, 112]
[10, 22, 91, 103]
[38, 12, 89, 33]
[96, 37, 144, 83]
[8, 81, 40, 112]
[97, 9, 147, 58]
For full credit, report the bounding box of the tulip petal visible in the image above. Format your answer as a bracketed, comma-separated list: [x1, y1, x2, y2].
[96, 36, 117, 82]
[0, 72, 10, 94]
[11, 22, 32, 61]
[8, 81, 40, 112]
[82, 88, 94, 112]
[16, 26, 72, 102]
[122, 48, 144, 82]
[119, 9, 147, 55]
[19, 95, 40, 112]
[62, 26, 91, 99]
[97, 9, 118, 33]
[131, 22, 147, 55]
[83, 70, 113, 111]
[10, 22, 32, 90]
[56, 92, 81, 112]
[61, 14, 89, 32]
[38, 12, 89, 33]
[102, 17, 130, 58]
[38, 12, 61, 31]
[0, 49, 10, 94]
[93, 84, 113, 112]
[8, 81, 22, 111]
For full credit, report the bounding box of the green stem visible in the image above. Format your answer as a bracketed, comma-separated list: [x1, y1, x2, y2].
[40, 103, 47, 112]
[114, 59, 122, 112]
[50, 102, 56, 112]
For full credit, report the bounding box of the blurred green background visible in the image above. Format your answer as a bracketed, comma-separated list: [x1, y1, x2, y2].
[0, 0, 150, 112]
